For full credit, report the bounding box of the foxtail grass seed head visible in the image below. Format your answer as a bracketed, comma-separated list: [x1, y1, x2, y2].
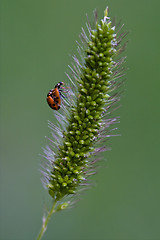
[41, 7, 127, 209]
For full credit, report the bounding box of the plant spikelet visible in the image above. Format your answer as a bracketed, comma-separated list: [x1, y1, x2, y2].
[41, 7, 127, 209]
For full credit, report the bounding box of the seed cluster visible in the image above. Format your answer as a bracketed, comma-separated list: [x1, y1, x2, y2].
[46, 15, 117, 201]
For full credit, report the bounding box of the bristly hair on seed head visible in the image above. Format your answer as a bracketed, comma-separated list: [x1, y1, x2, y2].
[40, 7, 128, 209]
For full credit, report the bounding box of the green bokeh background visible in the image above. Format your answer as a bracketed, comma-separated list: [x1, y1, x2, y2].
[1, 0, 160, 239]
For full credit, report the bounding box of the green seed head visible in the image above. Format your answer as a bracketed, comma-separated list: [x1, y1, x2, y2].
[41, 8, 127, 208]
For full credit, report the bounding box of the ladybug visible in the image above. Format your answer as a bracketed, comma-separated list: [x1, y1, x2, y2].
[46, 82, 64, 110]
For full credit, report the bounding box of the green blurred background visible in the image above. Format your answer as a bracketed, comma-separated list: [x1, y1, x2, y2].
[1, 0, 160, 239]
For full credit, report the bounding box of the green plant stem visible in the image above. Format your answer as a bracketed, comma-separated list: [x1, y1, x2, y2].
[37, 200, 57, 240]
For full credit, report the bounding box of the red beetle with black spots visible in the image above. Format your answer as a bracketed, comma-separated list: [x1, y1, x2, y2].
[46, 82, 64, 110]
